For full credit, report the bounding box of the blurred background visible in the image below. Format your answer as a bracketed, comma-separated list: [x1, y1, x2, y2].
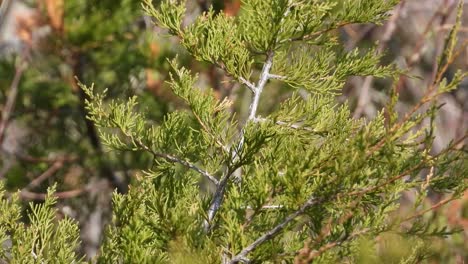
[0, 0, 467, 262]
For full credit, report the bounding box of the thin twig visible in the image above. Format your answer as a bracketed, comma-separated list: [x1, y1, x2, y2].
[403, 195, 458, 222]
[344, 24, 375, 51]
[302, 211, 356, 255]
[437, 24, 468, 33]
[109, 117, 219, 186]
[14, 153, 78, 164]
[428, 0, 455, 86]
[214, 61, 256, 94]
[192, 111, 230, 153]
[406, 1, 457, 68]
[158, 152, 219, 185]
[243, 205, 284, 210]
[254, 117, 328, 135]
[394, 0, 458, 94]
[134, 137, 219, 186]
[267, 74, 286, 80]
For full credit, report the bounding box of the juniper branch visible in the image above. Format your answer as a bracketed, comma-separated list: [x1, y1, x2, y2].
[104, 117, 219, 186]
[206, 1, 295, 232]
[132, 137, 219, 186]
[103, 114, 220, 185]
[205, 51, 275, 230]
[229, 132, 466, 262]
[403, 195, 458, 222]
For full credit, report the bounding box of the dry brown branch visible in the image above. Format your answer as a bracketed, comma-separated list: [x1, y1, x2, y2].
[14, 153, 78, 164]
[20, 188, 85, 200]
[26, 160, 64, 189]
[19, 180, 108, 201]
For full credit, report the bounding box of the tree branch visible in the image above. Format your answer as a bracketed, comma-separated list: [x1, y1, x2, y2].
[205, 51, 275, 231]
[157, 152, 220, 185]
[247, 51, 274, 121]
[403, 195, 458, 222]
[107, 117, 220, 186]
[230, 196, 321, 263]
[229, 130, 466, 262]
[205, 1, 295, 233]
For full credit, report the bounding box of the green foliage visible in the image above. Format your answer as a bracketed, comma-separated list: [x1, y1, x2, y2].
[89, 0, 466, 262]
[0, 183, 83, 263]
[2, 0, 466, 263]
[0, 0, 168, 192]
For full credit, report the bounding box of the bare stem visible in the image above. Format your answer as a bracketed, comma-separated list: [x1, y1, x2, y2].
[247, 51, 274, 121]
